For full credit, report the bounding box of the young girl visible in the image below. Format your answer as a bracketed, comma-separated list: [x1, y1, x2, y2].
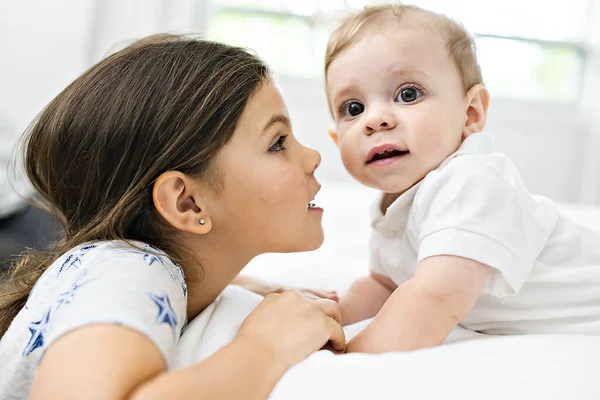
[0, 34, 345, 399]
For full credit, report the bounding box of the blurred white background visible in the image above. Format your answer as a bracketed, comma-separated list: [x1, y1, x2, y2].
[2, 0, 600, 205]
[2, 0, 600, 286]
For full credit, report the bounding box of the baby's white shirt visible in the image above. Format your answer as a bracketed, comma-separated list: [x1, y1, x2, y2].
[370, 132, 600, 334]
[0, 241, 187, 399]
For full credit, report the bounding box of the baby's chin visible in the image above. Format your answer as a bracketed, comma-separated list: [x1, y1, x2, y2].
[355, 174, 416, 195]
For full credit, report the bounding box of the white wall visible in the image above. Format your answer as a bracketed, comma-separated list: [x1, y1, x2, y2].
[0, 0, 96, 148]
[87, 0, 206, 64]
[577, 1, 600, 204]
[0, 0, 201, 149]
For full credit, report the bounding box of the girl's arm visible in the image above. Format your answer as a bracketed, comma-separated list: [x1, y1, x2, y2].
[30, 291, 346, 400]
[346, 255, 490, 353]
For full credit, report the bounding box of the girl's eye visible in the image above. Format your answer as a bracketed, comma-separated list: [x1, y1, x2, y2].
[269, 135, 287, 153]
[395, 87, 422, 103]
[341, 101, 365, 117]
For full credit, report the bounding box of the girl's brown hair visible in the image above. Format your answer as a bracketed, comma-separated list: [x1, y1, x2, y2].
[0, 34, 270, 336]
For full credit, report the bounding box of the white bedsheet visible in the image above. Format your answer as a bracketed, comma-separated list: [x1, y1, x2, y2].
[176, 285, 600, 400]
[176, 184, 600, 399]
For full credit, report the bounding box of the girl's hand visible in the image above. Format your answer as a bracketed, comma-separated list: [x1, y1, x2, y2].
[232, 275, 339, 301]
[236, 290, 346, 370]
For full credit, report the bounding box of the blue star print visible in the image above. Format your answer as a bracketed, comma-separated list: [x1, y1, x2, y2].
[147, 292, 178, 334]
[143, 253, 162, 266]
[57, 245, 97, 277]
[55, 270, 94, 308]
[115, 247, 174, 277]
[23, 307, 52, 356]
[115, 246, 186, 296]
[168, 257, 187, 297]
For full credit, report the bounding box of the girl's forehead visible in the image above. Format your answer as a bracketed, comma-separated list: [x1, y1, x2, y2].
[229, 82, 289, 140]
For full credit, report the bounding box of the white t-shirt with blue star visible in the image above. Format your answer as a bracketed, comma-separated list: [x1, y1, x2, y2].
[0, 240, 187, 399]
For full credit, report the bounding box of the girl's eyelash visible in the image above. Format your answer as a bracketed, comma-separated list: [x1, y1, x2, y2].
[268, 134, 287, 153]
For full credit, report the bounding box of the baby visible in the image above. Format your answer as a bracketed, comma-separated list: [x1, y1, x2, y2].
[325, 4, 600, 353]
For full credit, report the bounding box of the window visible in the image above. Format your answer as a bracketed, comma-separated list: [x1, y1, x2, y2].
[206, 0, 592, 102]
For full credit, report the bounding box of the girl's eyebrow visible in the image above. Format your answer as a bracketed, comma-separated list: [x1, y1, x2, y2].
[261, 114, 291, 135]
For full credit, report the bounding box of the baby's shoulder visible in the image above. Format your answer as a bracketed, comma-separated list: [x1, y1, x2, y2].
[414, 152, 530, 214]
[444, 151, 518, 176]
[423, 152, 523, 192]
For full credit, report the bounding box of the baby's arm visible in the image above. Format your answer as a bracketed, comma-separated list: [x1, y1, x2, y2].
[346, 255, 490, 353]
[339, 272, 396, 326]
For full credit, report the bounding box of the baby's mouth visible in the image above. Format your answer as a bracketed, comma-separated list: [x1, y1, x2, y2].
[367, 149, 409, 164]
[307, 201, 317, 209]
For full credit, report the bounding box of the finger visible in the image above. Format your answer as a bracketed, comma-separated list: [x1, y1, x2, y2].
[326, 317, 347, 353]
[323, 291, 339, 302]
[314, 298, 343, 325]
[296, 290, 321, 301]
[309, 290, 339, 301]
[321, 342, 345, 354]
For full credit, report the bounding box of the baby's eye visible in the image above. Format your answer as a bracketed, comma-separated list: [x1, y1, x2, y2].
[395, 87, 422, 103]
[341, 101, 365, 117]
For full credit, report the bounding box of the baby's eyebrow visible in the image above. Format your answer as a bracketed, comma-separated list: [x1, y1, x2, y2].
[330, 85, 359, 105]
[388, 66, 431, 81]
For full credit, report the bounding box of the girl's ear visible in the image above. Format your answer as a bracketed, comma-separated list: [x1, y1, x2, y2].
[328, 126, 339, 147]
[152, 171, 212, 234]
[462, 84, 490, 140]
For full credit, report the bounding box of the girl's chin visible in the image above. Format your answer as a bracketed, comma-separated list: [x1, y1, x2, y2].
[286, 232, 324, 253]
[306, 230, 325, 251]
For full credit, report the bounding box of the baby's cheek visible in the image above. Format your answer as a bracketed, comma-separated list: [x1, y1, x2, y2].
[414, 126, 448, 154]
[340, 144, 360, 170]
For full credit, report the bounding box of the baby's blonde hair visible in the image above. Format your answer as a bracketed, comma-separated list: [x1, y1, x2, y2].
[325, 4, 483, 92]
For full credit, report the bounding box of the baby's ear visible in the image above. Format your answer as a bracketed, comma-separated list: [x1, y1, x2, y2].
[463, 84, 490, 139]
[328, 126, 339, 147]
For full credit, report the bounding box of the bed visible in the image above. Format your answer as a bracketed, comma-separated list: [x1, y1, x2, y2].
[176, 183, 600, 399]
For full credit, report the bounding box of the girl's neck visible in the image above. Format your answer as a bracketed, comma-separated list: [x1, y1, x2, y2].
[183, 236, 255, 321]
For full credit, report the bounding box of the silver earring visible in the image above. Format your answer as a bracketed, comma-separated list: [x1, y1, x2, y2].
[199, 219, 206, 225]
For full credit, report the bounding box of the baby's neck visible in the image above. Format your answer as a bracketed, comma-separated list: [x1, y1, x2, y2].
[380, 192, 401, 215]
